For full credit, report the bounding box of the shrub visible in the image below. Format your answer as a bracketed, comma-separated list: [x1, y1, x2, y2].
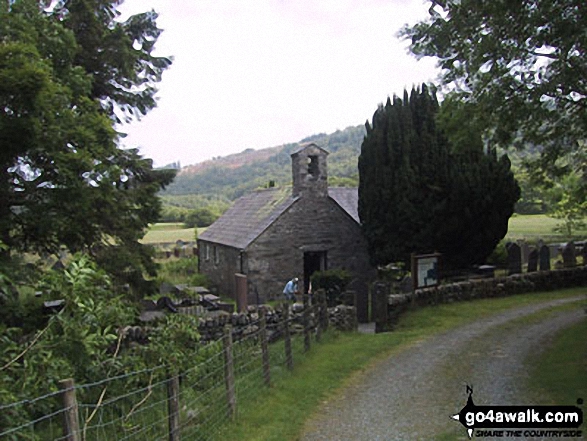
[311, 269, 351, 306]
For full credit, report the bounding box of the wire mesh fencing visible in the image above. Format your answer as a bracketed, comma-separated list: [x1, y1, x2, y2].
[0, 294, 329, 441]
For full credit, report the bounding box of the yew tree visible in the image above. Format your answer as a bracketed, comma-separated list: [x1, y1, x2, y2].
[358, 85, 520, 269]
[400, 0, 586, 222]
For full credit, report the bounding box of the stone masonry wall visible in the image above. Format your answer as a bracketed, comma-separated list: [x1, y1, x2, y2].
[198, 242, 241, 301]
[245, 196, 376, 303]
[195, 304, 357, 344]
[386, 266, 587, 327]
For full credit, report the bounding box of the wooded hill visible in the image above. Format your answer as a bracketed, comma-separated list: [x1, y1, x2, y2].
[160, 125, 366, 212]
[160, 124, 541, 220]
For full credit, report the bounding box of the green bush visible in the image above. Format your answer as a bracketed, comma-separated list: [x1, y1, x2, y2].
[311, 269, 351, 306]
[486, 240, 508, 267]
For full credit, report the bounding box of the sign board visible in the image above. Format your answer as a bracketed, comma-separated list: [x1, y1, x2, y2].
[411, 253, 441, 290]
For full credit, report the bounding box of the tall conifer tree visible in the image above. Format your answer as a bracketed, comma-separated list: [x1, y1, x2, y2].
[358, 85, 520, 269]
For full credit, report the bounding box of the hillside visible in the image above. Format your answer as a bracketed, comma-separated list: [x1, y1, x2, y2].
[162, 125, 366, 206]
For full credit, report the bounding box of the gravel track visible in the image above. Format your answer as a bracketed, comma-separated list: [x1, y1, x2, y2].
[300, 296, 585, 441]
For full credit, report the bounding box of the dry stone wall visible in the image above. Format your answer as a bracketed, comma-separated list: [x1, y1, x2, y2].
[386, 266, 587, 327]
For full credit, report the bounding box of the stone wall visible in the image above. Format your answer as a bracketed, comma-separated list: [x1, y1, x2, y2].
[198, 242, 241, 300]
[193, 304, 357, 344]
[385, 266, 587, 327]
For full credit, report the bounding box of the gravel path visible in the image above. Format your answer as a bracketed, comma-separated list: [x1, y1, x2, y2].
[300, 296, 585, 441]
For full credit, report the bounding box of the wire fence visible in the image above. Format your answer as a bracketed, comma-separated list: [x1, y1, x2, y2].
[0, 294, 328, 441]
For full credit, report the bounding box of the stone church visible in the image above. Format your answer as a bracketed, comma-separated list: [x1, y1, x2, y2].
[197, 143, 375, 307]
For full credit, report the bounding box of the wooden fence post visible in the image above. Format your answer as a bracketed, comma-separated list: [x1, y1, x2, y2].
[223, 326, 237, 420]
[283, 303, 293, 371]
[167, 373, 180, 441]
[303, 294, 311, 353]
[259, 308, 271, 387]
[315, 298, 322, 343]
[319, 290, 329, 331]
[60, 378, 80, 441]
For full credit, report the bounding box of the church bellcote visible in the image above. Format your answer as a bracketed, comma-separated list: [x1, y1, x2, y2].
[291, 143, 329, 198]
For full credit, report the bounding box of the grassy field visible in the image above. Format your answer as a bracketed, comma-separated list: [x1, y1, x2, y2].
[222, 288, 586, 441]
[141, 223, 203, 244]
[507, 214, 587, 240]
[142, 214, 585, 245]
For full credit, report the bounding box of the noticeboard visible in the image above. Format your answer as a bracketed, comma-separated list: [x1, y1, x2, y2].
[411, 253, 441, 290]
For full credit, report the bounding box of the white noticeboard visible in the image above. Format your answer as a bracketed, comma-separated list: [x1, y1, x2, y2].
[417, 257, 438, 287]
[412, 253, 441, 290]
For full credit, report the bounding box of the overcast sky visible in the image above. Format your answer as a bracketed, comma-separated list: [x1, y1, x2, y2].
[117, 0, 439, 167]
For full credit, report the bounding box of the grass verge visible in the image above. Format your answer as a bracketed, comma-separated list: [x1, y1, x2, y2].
[221, 287, 586, 441]
[526, 315, 587, 406]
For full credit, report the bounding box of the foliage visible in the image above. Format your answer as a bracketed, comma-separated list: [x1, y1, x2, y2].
[311, 269, 351, 306]
[183, 207, 220, 228]
[485, 240, 508, 267]
[0, 0, 174, 291]
[545, 173, 587, 237]
[0, 254, 204, 433]
[400, 0, 586, 224]
[53, 0, 172, 123]
[144, 314, 201, 372]
[358, 85, 520, 269]
[400, 0, 586, 153]
[157, 256, 208, 287]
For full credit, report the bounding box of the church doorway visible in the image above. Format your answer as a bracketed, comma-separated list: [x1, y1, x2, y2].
[303, 251, 327, 294]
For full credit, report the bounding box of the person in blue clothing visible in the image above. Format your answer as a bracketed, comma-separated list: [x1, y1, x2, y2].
[282, 277, 299, 302]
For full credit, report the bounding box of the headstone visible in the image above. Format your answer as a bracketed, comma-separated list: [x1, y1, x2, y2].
[527, 248, 538, 272]
[549, 244, 560, 260]
[562, 241, 576, 268]
[518, 240, 530, 265]
[539, 245, 551, 271]
[506, 242, 522, 275]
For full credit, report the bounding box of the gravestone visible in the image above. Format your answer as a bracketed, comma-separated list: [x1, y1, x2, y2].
[506, 242, 522, 275]
[562, 241, 576, 268]
[539, 245, 551, 271]
[527, 248, 538, 272]
[519, 240, 530, 265]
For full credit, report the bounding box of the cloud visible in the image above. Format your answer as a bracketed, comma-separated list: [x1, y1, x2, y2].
[118, 0, 438, 167]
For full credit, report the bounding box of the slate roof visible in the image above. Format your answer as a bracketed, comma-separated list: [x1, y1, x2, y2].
[199, 186, 359, 249]
[328, 187, 359, 223]
[199, 187, 297, 249]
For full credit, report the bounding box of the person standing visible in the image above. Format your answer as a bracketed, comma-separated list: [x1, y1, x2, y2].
[283, 277, 299, 302]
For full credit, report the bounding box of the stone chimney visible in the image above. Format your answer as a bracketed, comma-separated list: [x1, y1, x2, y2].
[291, 143, 328, 198]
